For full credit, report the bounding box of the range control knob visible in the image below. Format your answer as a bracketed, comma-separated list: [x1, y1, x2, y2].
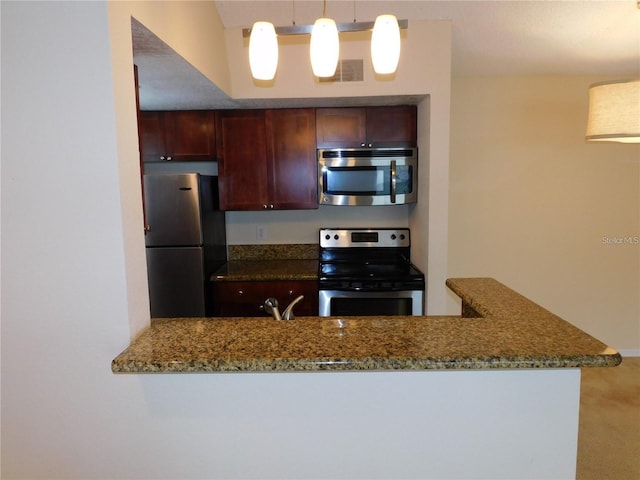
[325, 234, 331, 240]
[391, 234, 397, 240]
[400, 234, 406, 240]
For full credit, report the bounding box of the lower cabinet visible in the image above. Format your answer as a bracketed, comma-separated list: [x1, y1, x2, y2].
[212, 280, 319, 317]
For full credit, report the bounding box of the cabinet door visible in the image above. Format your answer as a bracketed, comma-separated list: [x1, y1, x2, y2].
[166, 110, 216, 161]
[265, 108, 318, 210]
[217, 110, 269, 210]
[281, 280, 318, 315]
[212, 282, 270, 317]
[139, 110, 217, 163]
[365, 105, 417, 147]
[316, 106, 417, 148]
[316, 108, 366, 148]
[212, 280, 318, 317]
[139, 111, 168, 163]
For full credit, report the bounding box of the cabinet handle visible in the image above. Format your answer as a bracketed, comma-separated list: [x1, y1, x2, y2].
[289, 290, 294, 296]
[269, 204, 274, 209]
[160, 156, 165, 161]
[166, 156, 172, 161]
[237, 290, 244, 296]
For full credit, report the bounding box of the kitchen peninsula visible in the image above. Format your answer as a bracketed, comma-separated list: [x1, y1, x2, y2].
[112, 278, 619, 480]
[113, 277, 618, 372]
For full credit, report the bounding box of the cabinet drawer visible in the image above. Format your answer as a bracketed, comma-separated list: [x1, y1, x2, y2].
[212, 280, 318, 317]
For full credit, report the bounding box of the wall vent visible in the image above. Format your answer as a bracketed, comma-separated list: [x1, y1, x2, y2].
[320, 59, 364, 83]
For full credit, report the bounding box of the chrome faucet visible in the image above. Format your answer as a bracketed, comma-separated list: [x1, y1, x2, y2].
[282, 295, 304, 321]
[263, 297, 281, 321]
[264, 295, 304, 321]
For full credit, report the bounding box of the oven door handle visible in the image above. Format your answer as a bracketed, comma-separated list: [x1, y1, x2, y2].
[390, 160, 397, 203]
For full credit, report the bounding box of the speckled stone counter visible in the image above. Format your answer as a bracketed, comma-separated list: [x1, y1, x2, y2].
[211, 259, 318, 282]
[228, 243, 317, 261]
[212, 243, 318, 282]
[112, 278, 620, 373]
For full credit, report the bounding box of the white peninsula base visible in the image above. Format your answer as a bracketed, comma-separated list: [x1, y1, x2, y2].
[139, 368, 580, 479]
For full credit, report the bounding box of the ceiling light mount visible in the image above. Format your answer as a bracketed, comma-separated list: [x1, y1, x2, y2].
[242, 19, 408, 39]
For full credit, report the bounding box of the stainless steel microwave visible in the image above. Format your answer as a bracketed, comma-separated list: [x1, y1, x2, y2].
[318, 148, 418, 206]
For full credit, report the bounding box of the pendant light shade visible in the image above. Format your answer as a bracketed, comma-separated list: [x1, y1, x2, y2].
[371, 14, 400, 74]
[586, 79, 640, 143]
[310, 18, 339, 77]
[249, 21, 278, 80]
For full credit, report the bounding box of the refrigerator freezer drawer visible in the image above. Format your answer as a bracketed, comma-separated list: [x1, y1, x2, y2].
[146, 247, 206, 317]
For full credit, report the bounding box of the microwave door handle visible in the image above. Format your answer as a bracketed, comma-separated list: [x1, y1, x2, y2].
[390, 160, 397, 203]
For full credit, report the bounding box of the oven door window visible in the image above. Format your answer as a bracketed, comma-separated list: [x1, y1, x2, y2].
[331, 297, 413, 316]
[319, 290, 423, 316]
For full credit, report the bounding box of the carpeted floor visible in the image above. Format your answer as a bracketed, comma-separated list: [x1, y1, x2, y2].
[576, 356, 640, 480]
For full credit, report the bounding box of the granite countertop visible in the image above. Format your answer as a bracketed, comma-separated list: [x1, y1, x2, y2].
[211, 243, 318, 282]
[212, 259, 318, 282]
[112, 278, 621, 373]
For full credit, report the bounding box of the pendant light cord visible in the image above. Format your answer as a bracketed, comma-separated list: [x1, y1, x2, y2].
[322, 0, 327, 17]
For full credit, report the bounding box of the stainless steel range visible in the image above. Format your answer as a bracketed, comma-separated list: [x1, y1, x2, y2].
[318, 228, 425, 316]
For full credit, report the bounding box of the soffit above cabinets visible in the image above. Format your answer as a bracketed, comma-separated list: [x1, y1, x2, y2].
[133, 1, 640, 111]
[132, 18, 424, 111]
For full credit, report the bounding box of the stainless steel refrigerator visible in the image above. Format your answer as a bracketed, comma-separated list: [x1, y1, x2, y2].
[144, 173, 227, 317]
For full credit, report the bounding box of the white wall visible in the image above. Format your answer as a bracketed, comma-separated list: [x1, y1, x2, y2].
[225, 207, 409, 244]
[449, 76, 640, 354]
[1, 0, 137, 476]
[0, 2, 453, 478]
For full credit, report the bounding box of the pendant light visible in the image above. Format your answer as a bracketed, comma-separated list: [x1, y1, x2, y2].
[249, 21, 278, 81]
[586, 79, 640, 143]
[371, 14, 400, 75]
[243, 5, 408, 80]
[310, 1, 339, 77]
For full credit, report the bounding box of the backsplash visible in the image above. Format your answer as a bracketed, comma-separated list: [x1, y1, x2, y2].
[228, 244, 318, 261]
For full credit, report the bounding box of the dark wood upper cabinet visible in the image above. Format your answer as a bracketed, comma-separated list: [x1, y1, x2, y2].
[139, 110, 216, 162]
[265, 108, 317, 210]
[316, 105, 417, 148]
[139, 111, 166, 162]
[366, 106, 417, 147]
[315, 108, 367, 148]
[217, 110, 269, 211]
[217, 108, 318, 211]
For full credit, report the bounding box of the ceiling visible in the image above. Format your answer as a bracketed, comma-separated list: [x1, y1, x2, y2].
[133, 1, 640, 110]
